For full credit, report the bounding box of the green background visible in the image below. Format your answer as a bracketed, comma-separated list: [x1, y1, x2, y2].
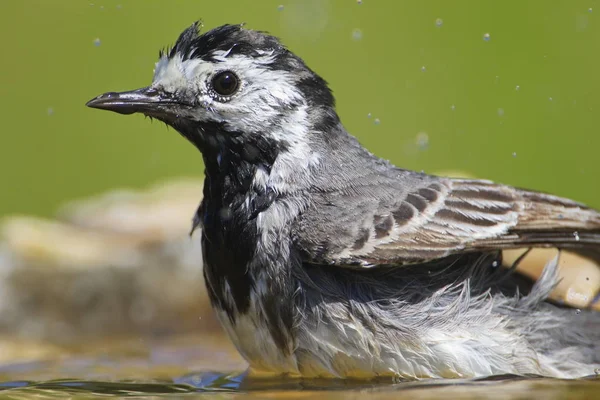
[1, 0, 599, 218]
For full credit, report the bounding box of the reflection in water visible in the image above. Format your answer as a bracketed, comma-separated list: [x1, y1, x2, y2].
[0, 373, 599, 399]
[0, 336, 598, 398]
[0, 326, 598, 398]
[0, 328, 598, 398]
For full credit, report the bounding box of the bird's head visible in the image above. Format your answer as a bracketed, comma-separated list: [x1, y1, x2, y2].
[87, 22, 340, 179]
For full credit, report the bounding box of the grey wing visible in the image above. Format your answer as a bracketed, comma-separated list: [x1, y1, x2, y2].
[295, 176, 600, 267]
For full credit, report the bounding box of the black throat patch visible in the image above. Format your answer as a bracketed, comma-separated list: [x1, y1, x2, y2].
[185, 121, 286, 319]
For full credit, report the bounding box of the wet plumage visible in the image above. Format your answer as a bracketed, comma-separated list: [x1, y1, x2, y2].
[87, 22, 600, 379]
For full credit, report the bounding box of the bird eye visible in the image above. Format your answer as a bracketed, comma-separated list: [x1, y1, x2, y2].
[212, 71, 240, 97]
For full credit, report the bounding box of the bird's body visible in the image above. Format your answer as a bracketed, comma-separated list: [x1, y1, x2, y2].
[87, 23, 600, 379]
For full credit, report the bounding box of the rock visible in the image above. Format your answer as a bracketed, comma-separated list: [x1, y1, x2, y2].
[504, 248, 600, 311]
[0, 179, 220, 344]
[59, 179, 203, 240]
[0, 336, 63, 364]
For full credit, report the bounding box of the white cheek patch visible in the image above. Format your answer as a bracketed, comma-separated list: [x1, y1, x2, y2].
[152, 52, 306, 131]
[152, 55, 216, 120]
[223, 54, 303, 106]
[153, 55, 187, 92]
[214, 56, 305, 133]
[154, 56, 211, 91]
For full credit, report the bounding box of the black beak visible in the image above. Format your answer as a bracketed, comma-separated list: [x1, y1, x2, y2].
[86, 87, 172, 115]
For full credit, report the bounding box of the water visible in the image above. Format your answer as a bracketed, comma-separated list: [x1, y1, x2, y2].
[0, 335, 598, 399]
[352, 29, 363, 41]
[1, 372, 598, 399]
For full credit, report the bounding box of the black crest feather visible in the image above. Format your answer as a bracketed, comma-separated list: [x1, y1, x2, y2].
[161, 21, 283, 62]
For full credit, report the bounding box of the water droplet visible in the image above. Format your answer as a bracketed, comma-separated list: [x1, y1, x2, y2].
[99, 5, 104, 9]
[277, 4, 284, 11]
[576, 309, 581, 315]
[374, 118, 381, 125]
[589, 7, 593, 12]
[512, 152, 517, 157]
[352, 29, 363, 41]
[367, 113, 372, 118]
[415, 132, 429, 150]
[421, 66, 426, 72]
[492, 261, 499, 268]
[435, 18, 443, 27]
[574, 231, 580, 241]
[549, 97, 553, 101]
[356, 0, 363, 4]
[497, 108, 505, 117]
[483, 33, 491, 41]
[116, 4, 122, 9]
[47, 107, 54, 116]
[515, 85, 520, 91]
[93, 38, 101, 47]
[450, 104, 456, 111]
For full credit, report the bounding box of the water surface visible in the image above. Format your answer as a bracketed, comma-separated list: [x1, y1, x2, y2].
[0, 334, 598, 399]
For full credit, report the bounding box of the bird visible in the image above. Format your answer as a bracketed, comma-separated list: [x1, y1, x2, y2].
[86, 22, 600, 380]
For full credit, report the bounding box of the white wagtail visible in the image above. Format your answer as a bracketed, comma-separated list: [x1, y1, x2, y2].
[87, 22, 600, 380]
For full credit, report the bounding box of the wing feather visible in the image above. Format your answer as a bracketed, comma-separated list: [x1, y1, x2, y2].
[314, 177, 600, 267]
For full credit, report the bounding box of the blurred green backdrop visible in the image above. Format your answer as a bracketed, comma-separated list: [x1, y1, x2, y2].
[1, 0, 599, 218]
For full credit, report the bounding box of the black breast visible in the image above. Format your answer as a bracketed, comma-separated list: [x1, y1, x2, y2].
[198, 145, 282, 319]
[201, 202, 257, 317]
[189, 125, 293, 336]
